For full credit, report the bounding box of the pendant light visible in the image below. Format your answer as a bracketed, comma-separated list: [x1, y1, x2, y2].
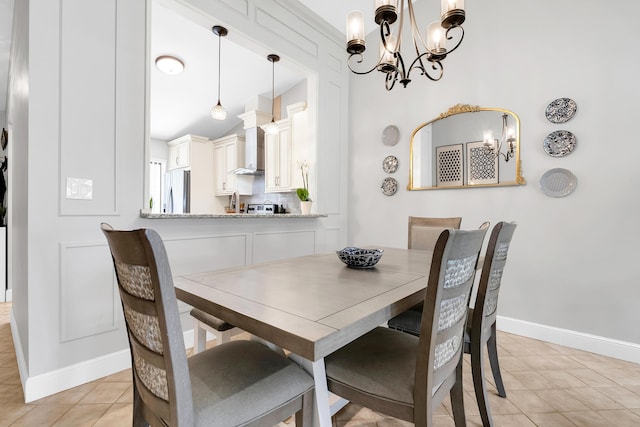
[211, 25, 228, 120]
[264, 54, 280, 135]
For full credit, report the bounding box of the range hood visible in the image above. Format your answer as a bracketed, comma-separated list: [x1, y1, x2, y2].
[230, 109, 270, 175]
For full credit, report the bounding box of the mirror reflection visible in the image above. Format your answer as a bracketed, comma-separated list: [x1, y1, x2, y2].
[409, 105, 525, 190]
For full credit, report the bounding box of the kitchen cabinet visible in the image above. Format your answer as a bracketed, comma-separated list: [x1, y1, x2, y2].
[264, 102, 308, 193]
[165, 134, 215, 213]
[167, 136, 192, 170]
[212, 134, 252, 196]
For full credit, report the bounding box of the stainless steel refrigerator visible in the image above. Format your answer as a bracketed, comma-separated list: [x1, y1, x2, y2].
[164, 169, 190, 213]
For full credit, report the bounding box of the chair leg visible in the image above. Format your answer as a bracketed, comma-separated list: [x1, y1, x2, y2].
[192, 319, 207, 354]
[132, 382, 150, 427]
[218, 329, 232, 344]
[449, 354, 466, 427]
[295, 388, 314, 427]
[487, 323, 506, 398]
[471, 340, 494, 427]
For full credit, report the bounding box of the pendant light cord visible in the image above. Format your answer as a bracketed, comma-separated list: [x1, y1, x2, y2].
[217, 34, 222, 103]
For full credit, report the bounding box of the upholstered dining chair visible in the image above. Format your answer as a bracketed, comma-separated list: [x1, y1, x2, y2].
[324, 227, 487, 427]
[464, 221, 517, 427]
[101, 223, 314, 426]
[387, 222, 516, 427]
[408, 216, 463, 251]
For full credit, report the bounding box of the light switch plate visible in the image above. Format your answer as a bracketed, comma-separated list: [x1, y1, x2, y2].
[66, 177, 93, 200]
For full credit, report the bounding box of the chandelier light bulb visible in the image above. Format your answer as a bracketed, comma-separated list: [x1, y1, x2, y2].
[264, 120, 279, 135]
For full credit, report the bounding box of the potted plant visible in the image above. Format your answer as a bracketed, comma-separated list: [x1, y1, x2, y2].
[296, 160, 312, 214]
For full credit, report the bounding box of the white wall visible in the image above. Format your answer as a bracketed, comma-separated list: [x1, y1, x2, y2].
[8, 0, 349, 401]
[348, 0, 640, 352]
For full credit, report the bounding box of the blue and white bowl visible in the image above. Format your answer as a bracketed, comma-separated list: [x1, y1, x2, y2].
[336, 247, 384, 268]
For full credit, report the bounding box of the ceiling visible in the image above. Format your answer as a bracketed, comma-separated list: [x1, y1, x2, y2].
[0, 0, 379, 138]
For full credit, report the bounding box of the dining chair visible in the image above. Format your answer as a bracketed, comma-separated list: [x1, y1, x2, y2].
[190, 308, 242, 354]
[408, 216, 463, 251]
[386, 222, 516, 427]
[464, 221, 517, 427]
[324, 227, 487, 427]
[100, 223, 314, 426]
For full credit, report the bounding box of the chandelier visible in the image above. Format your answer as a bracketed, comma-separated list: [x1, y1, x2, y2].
[483, 113, 516, 162]
[345, 0, 465, 90]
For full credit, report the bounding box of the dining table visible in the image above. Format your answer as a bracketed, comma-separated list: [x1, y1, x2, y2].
[174, 246, 434, 427]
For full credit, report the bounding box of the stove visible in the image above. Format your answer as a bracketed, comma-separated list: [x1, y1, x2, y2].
[246, 203, 278, 215]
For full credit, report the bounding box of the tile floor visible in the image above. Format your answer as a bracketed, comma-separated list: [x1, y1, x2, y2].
[1, 301, 640, 426]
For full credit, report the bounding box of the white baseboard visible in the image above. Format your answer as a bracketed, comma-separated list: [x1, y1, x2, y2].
[14, 322, 197, 403]
[4, 288, 11, 302]
[497, 315, 640, 364]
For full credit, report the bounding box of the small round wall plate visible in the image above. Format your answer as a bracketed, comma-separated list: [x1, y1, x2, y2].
[540, 168, 577, 197]
[543, 130, 577, 157]
[382, 125, 400, 146]
[545, 98, 577, 123]
[381, 177, 398, 196]
[382, 155, 399, 173]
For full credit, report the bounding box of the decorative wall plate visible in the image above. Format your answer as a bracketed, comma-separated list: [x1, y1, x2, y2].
[545, 98, 577, 123]
[382, 125, 400, 146]
[382, 155, 399, 173]
[540, 168, 577, 197]
[543, 130, 577, 157]
[381, 177, 398, 196]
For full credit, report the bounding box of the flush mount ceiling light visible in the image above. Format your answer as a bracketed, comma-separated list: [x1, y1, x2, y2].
[211, 25, 228, 121]
[155, 55, 184, 75]
[264, 54, 280, 136]
[346, 0, 466, 90]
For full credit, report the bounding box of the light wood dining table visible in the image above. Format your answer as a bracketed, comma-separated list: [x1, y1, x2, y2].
[174, 247, 433, 427]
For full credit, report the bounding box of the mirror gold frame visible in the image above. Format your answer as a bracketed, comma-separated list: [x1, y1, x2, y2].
[408, 104, 526, 190]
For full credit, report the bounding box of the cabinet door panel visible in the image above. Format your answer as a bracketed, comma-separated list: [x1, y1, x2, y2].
[264, 132, 279, 192]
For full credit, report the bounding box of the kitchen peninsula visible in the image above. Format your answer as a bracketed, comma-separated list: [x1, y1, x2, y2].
[140, 211, 326, 219]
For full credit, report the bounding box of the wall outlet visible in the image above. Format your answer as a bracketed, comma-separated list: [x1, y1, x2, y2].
[66, 177, 93, 200]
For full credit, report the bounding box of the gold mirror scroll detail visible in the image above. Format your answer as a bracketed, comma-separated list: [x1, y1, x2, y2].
[408, 105, 526, 190]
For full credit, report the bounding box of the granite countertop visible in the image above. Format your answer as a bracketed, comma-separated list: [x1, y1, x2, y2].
[140, 211, 327, 219]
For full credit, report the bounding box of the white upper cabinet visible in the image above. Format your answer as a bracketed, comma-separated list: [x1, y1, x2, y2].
[264, 102, 308, 193]
[212, 134, 252, 196]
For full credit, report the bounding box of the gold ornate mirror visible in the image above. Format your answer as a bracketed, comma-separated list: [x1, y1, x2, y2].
[408, 104, 525, 190]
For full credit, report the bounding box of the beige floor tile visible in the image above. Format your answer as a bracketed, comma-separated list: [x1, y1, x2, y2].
[0, 382, 26, 404]
[492, 413, 537, 426]
[101, 368, 132, 383]
[498, 356, 530, 372]
[506, 390, 556, 413]
[93, 403, 133, 426]
[0, 403, 36, 426]
[117, 384, 134, 404]
[565, 368, 616, 387]
[536, 388, 590, 412]
[0, 350, 16, 366]
[597, 367, 640, 386]
[485, 392, 522, 415]
[333, 403, 377, 423]
[562, 409, 640, 427]
[564, 386, 623, 410]
[525, 412, 577, 426]
[536, 369, 586, 388]
[33, 382, 98, 405]
[594, 385, 640, 409]
[10, 403, 73, 427]
[372, 412, 413, 426]
[431, 415, 456, 426]
[77, 381, 130, 404]
[504, 370, 553, 390]
[51, 403, 110, 426]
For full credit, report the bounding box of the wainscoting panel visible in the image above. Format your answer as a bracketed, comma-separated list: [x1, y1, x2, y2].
[253, 230, 315, 264]
[60, 242, 118, 342]
[162, 234, 248, 276]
